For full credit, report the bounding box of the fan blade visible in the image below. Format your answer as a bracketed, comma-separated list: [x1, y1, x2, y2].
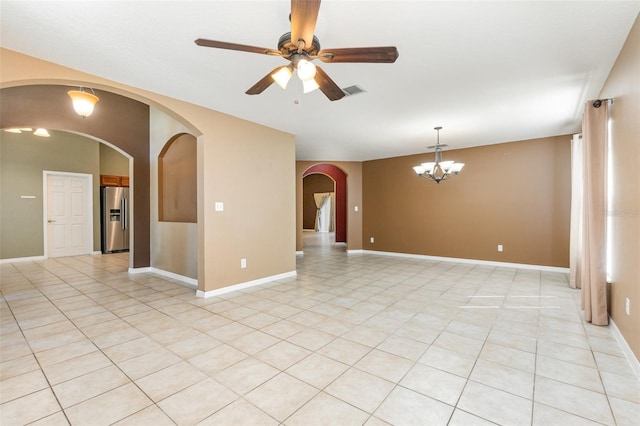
[246, 67, 282, 95]
[318, 46, 399, 63]
[195, 38, 281, 56]
[314, 66, 345, 101]
[290, 0, 321, 50]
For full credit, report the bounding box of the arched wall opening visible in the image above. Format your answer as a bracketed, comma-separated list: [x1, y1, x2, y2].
[0, 128, 133, 260]
[302, 163, 347, 243]
[158, 133, 197, 223]
[0, 84, 151, 267]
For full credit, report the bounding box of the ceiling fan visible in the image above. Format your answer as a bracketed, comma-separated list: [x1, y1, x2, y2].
[194, 0, 399, 101]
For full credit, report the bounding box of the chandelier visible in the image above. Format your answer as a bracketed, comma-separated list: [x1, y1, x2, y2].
[413, 126, 464, 184]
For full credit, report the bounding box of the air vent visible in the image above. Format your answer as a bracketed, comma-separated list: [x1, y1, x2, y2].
[342, 85, 366, 96]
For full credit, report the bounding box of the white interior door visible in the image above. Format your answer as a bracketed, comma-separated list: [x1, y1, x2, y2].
[46, 173, 93, 258]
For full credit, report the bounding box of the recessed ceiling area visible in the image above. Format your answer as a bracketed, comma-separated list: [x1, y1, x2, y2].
[1, 1, 638, 161]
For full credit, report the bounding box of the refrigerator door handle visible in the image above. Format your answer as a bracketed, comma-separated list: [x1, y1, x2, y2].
[121, 198, 127, 230]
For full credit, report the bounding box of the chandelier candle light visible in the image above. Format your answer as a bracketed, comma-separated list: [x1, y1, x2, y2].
[413, 126, 465, 184]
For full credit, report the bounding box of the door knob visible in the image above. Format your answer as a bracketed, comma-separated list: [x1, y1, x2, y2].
[48, 219, 55, 223]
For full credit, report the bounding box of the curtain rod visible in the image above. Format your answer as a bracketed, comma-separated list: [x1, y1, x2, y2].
[592, 98, 613, 108]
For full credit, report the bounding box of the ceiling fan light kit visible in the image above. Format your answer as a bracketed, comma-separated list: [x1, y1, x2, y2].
[194, 0, 398, 101]
[413, 127, 465, 184]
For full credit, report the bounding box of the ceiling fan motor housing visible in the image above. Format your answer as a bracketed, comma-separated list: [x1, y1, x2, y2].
[278, 32, 321, 56]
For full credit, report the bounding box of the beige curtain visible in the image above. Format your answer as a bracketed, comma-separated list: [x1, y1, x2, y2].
[313, 192, 334, 232]
[579, 100, 609, 325]
[569, 134, 583, 289]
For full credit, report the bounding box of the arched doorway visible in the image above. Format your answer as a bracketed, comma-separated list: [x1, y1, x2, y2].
[0, 84, 150, 268]
[302, 164, 347, 243]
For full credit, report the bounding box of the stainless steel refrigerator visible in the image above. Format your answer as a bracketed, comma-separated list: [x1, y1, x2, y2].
[101, 186, 130, 253]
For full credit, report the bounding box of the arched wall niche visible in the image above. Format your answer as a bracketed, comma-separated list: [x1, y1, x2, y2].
[158, 133, 197, 223]
[302, 163, 347, 243]
[0, 84, 155, 267]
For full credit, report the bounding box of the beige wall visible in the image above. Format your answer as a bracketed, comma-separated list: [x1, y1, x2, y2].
[599, 14, 640, 360]
[1, 48, 296, 293]
[296, 161, 363, 252]
[362, 135, 572, 267]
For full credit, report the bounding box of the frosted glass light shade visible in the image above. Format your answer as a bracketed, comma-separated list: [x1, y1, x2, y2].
[68, 90, 99, 117]
[297, 59, 317, 81]
[413, 165, 426, 175]
[303, 78, 320, 94]
[439, 160, 455, 172]
[272, 66, 293, 89]
[450, 163, 465, 173]
[421, 162, 436, 173]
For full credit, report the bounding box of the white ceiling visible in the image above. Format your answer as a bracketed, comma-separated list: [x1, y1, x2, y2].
[1, 1, 638, 161]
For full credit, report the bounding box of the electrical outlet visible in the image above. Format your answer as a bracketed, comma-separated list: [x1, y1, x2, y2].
[354, 205, 359, 212]
[498, 244, 503, 252]
[370, 237, 374, 243]
[626, 297, 630, 315]
[240, 258, 246, 269]
[215, 202, 224, 212]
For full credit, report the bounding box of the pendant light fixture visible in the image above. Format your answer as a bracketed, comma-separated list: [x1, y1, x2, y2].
[413, 127, 465, 184]
[67, 87, 99, 118]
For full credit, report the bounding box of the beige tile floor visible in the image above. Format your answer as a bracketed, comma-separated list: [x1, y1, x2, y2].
[1, 232, 639, 425]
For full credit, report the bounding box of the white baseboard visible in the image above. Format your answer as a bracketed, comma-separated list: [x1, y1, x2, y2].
[196, 270, 297, 298]
[128, 267, 197, 289]
[0, 255, 46, 264]
[610, 316, 640, 379]
[1, 252, 114, 264]
[359, 250, 570, 273]
[296, 251, 304, 256]
[347, 249, 365, 254]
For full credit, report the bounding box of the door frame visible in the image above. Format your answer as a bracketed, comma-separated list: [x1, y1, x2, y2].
[42, 171, 94, 259]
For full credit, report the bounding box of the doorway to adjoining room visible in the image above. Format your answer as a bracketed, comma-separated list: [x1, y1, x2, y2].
[302, 163, 348, 253]
[302, 173, 335, 250]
